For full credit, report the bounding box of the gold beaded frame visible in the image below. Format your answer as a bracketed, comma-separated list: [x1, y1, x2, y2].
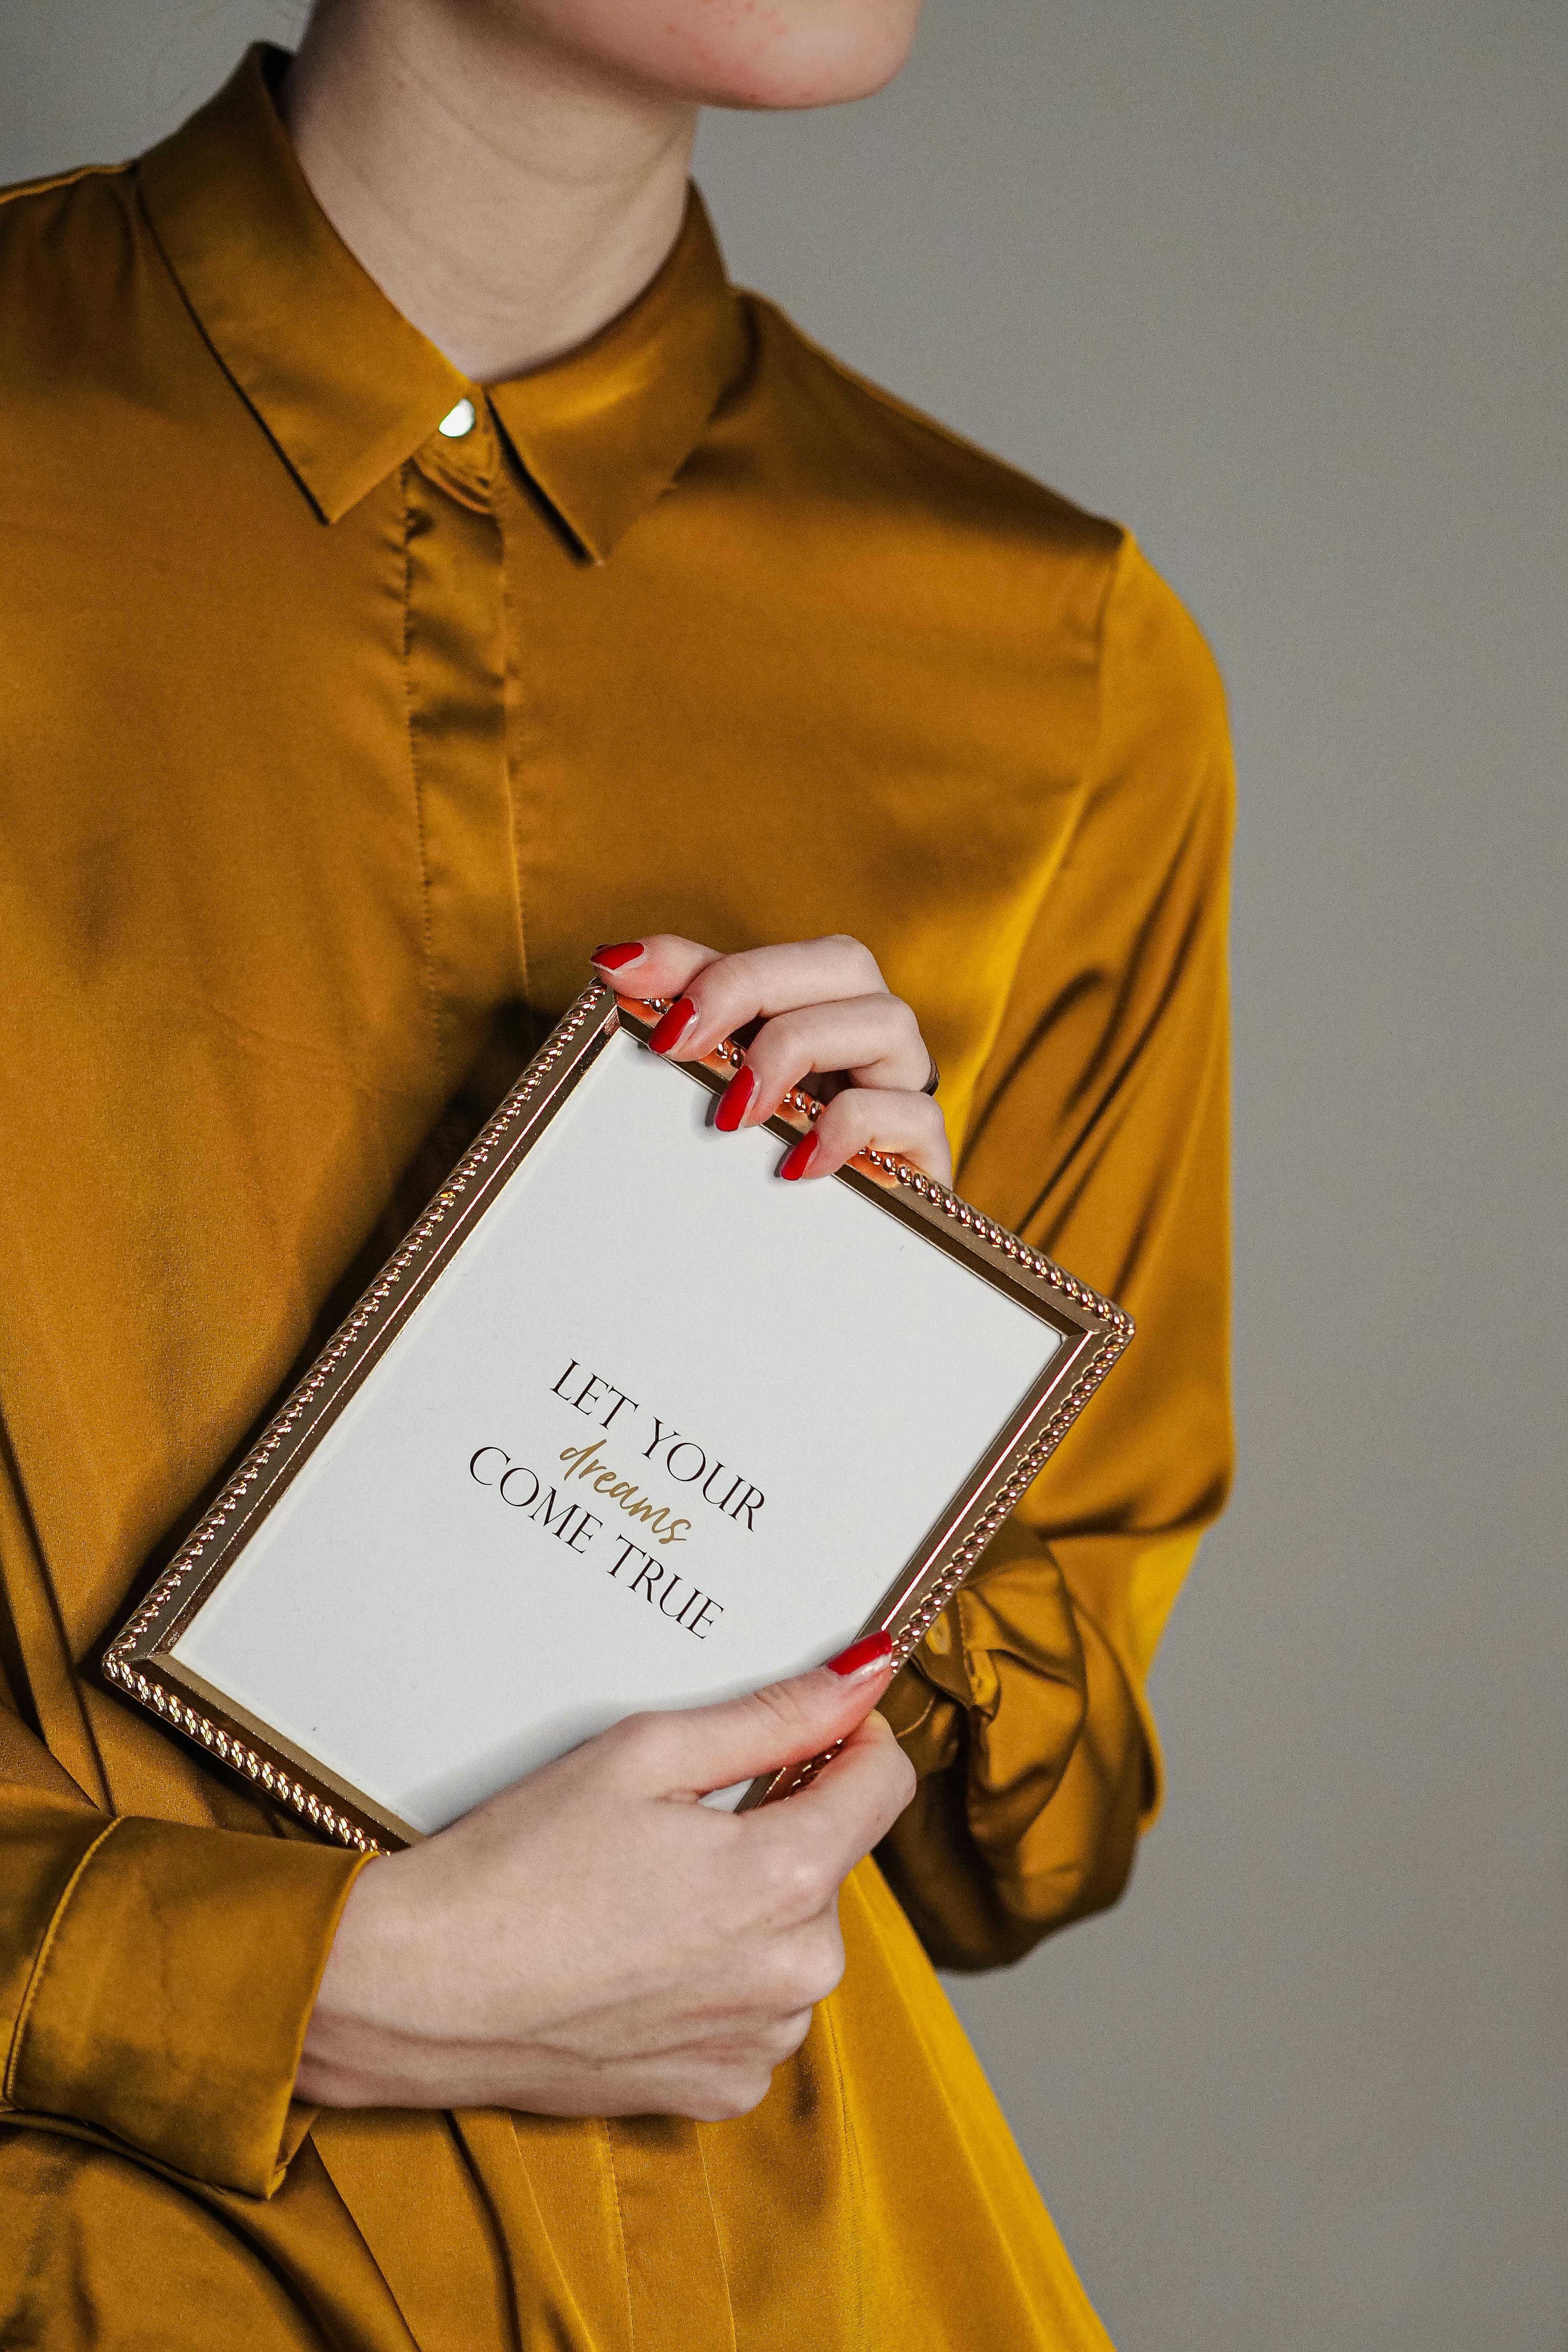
[104, 984, 1133, 1848]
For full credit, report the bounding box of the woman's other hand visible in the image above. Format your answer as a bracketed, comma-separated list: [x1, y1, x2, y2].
[590, 935, 952, 1188]
[297, 1644, 913, 2119]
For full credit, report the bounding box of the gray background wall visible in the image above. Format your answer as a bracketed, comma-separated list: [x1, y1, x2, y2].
[3, 5, 1563, 2346]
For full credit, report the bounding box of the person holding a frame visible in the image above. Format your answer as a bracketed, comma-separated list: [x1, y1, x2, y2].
[0, 4, 1234, 2347]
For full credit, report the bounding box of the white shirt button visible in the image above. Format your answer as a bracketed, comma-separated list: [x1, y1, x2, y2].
[437, 398, 477, 439]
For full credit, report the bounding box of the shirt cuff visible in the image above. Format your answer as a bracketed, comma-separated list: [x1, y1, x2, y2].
[4, 1814, 369, 2196]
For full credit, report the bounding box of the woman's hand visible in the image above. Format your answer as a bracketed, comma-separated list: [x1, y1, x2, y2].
[591, 934, 951, 1188]
[297, 1645, 914, 2120]
[299, 932, 935, 2121]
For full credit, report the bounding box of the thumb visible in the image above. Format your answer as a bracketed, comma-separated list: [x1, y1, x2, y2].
[634, 1634, 894, 1798]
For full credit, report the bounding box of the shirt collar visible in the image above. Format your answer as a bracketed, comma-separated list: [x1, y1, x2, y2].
[137, 45, 746, 559]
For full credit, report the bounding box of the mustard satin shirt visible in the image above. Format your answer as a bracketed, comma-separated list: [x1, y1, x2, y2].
[0, 47, 1233, 2352]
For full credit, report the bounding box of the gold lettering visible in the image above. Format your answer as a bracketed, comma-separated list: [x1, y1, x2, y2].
[553, 1444, 691, 1545]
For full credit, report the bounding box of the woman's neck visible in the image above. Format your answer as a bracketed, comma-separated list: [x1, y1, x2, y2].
[281, 2, 696, 384]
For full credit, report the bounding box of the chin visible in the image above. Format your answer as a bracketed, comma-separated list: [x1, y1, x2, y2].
[524, 0, 924, 112]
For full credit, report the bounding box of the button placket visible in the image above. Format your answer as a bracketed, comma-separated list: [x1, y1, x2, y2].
[401, 448, 527, 1112]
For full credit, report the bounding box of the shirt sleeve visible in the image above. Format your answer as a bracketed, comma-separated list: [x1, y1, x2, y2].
[0, 1699, 368, 2197]
[877, 534, 1235, 1968]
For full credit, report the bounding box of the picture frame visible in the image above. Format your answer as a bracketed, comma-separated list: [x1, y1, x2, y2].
[104, 984, 1133, 1852]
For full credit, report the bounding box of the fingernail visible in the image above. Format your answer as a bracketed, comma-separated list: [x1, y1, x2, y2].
[779, 1134, 818, 1182]
[591, 941, 645, 972]
[715, 1065, 757, 1132]
[826, 1630, 893, 1678]
[649, 997, 698, 1056]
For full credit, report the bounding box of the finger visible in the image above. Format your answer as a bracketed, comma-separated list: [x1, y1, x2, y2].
[505, 2039, 808, 2123]
[615, 1639, 894, 1800]
[779, 1090, 951, 1185]
[642, 937, 888, 1064]
[667, 2044, 807, 2122]
[748, 1711, 918, 1891]
[716, 995, 929, 1130]
[589, 934, 722, 999]
[652, 2011, 818, 2081]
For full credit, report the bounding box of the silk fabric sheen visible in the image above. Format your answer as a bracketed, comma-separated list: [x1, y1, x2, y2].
[0, 48, 1233, 2351]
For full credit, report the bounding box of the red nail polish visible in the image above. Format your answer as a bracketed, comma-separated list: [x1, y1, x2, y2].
[779, 1134, 818, 1182]
[715, 1065, 757, 1132]
[591, 941, 644, 971]
[648, 997, 697, 1056]
[826, 1630, 893, 1677]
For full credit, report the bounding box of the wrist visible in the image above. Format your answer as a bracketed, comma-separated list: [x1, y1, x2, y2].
[297, 1851, 430, 2105]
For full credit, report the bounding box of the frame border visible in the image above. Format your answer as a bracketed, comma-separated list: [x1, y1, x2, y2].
[103, 985, 1133, 1847]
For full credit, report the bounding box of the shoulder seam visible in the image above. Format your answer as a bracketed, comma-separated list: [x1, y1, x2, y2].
[1083, 531, 1231, 803]
[1, 160, 131, 211]
[1084, 530, 1141, 799]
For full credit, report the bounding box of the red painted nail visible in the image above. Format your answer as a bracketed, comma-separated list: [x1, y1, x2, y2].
[826, 1630, 893, 1677]
[715, 1065, 757, 1132]
[648, 997, 698, 1056]
[591, 941, 645, 971]
[779, 1134, 818, 1182]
